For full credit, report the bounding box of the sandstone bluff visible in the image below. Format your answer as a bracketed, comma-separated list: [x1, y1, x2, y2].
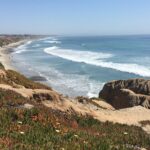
[99, 78, 150, 109]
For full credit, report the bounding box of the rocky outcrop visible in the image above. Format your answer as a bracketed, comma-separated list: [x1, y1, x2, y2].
[32, 91, 61, 102]
[99, 79, 150, 109]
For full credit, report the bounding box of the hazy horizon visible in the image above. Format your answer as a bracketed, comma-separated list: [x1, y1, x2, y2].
[1, 0, 150, 35]
[1, 34, 150, 37]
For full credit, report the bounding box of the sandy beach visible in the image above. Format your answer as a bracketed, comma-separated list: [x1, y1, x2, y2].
[0, 40, 29, 70]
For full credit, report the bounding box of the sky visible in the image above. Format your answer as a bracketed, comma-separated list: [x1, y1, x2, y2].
[0, 0, 150, 35]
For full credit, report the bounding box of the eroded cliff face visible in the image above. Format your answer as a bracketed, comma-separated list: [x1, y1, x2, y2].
[99, 79, 150, 109]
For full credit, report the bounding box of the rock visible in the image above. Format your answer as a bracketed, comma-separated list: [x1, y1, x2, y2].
[32, 93, 53, 102]
[99, 79, 150, 109]
[29, 76, 47, 82]
[75, 96, 90, 104]
[31, 90, 61, 102]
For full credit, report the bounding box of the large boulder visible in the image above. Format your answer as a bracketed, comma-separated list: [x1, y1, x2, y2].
[99, 79, 150, 109]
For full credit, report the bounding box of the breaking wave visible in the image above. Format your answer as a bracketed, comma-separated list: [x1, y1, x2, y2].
[44, 46, 150, 77]
[15, 41, 32, 54]
[44, 40, 61, 44]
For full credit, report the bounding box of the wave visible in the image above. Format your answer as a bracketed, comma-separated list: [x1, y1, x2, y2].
[44, 40, 61, 44]
[44, 46, 150, 77]
[32, 44, 41, 48]
[44, 46, 113, 59]
[36, 67, 102, 98]
[27, 41, 32, 44]
[15, 41, 32, 54]
[39, 36, 61, 44]
[87, 81, 104, 98]
[39, 36, 55, 41]
[15, 49, 26, 54]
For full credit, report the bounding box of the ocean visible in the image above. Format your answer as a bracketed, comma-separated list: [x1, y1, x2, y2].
[11, 35, 150, 97]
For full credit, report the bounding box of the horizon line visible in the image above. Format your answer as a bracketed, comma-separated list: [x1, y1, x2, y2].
[1, 33, 150, 36]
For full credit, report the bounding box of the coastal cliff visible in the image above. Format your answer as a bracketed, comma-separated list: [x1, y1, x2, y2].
[0, 37, 150, 149]
[99, 79, 150, 109]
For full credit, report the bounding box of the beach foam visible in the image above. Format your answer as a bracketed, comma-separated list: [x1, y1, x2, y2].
[44, 46, 113, 59]
[44, 40, 61, 44]
[32, 44, 41, 48]
[33, 66, 102, 98]
[15, 41, 32, 54]
[44, 46, 150, 77]
[87, 81, 105, 98]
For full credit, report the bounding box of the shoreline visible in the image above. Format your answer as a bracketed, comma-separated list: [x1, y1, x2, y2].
[0, 39, 31, 70]
[0, 38, 52, 90]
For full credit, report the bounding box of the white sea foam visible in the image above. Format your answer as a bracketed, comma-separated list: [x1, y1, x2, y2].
[15, 49, 26, 54]
[44, 40, 61, 44]
[44, 46, 150, 77]
[26, 41, 32, 45]
[15, 41, 32, 54]
[36, 67, 102, 98]
[44, 46, 113, 59]
[39, 37, 54, 41]
[87, 81, 105, 98]
[32, 44, 41, 48]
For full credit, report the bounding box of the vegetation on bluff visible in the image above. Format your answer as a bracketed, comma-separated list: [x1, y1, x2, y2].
[0, 105, 150, 150]
[5, 70, 51, 90]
